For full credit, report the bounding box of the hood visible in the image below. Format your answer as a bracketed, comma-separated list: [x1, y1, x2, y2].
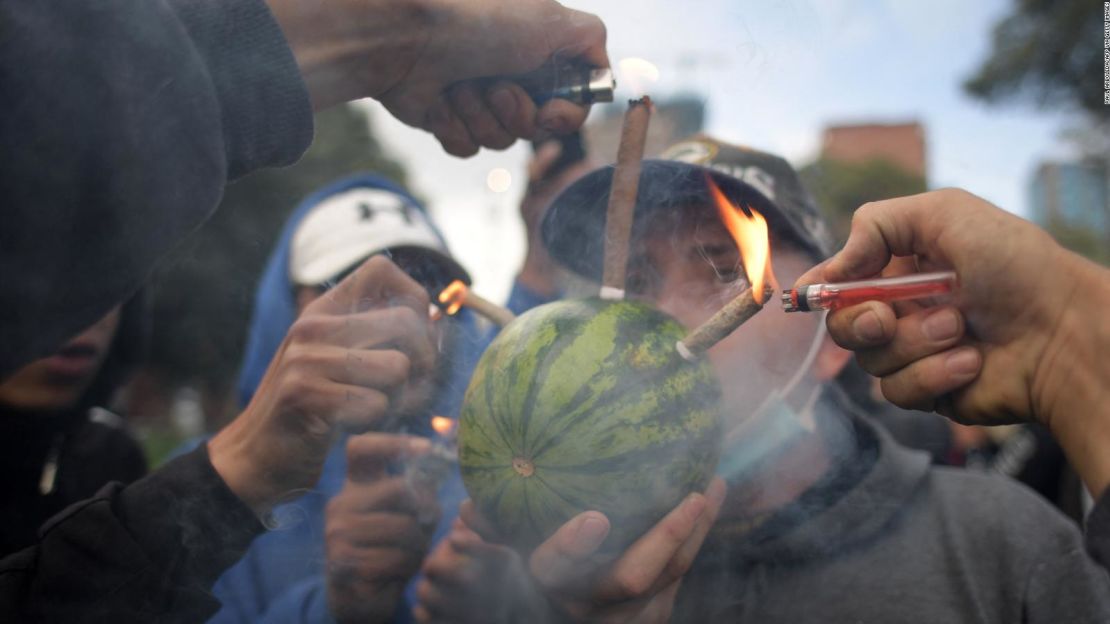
[236, 174, 458, 407]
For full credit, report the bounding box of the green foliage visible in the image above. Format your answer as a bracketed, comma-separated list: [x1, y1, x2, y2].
[798, 158, 927, 244]
[965, 0, 1110, 266]
[963, 0, 1105, 115]
[144, 105, 407, 399]
[1045, 219, 1110, 266]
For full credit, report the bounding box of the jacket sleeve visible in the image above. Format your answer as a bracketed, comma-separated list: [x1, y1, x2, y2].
[0, 0, 313, 377]
[0, 445, 265, 623]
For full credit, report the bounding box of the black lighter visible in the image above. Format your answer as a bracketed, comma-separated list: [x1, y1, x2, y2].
[511, 60, 615, 106]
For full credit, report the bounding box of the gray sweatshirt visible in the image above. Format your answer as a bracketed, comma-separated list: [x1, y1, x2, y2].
[673, 396, 1110, 623]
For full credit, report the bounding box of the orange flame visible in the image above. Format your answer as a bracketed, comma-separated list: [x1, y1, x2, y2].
[437, 280, 467, 316]
[707, 178, 777, 303]
[430, 415, 455, 436]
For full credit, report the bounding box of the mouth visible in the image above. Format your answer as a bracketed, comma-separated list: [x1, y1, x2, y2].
[42, 343, 101, 378]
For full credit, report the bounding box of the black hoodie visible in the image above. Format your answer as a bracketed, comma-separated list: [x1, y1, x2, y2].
[0, 294, 149, 558]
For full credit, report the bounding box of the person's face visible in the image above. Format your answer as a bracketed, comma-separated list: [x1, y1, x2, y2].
[627, 210, 840, 427]
[0, 306, 122, 411]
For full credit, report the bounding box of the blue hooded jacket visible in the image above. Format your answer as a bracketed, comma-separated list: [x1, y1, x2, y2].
[206, 174, 550, 624]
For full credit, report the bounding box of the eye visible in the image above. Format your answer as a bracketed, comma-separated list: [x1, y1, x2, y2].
[712, 264, 742, 283]
[706, 256, 748, 286]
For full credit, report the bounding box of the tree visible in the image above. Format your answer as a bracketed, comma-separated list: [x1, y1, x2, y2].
[964, 0, 1109, 265]
[963, 0, 1105, 115]
[798, 158, 927, 245]
[137, 104, 407, 430]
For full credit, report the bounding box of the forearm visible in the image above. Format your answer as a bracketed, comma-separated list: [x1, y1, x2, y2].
[1039, 252, 1110, 499]
[0, 447, 263, 622]
[264, 0, 435, 110]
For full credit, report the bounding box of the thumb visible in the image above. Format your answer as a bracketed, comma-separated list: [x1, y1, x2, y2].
[528, 511, 610, 591]
[822, 192, 948, 282]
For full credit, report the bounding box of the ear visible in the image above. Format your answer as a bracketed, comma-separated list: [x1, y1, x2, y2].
[813, 331, 851, 381]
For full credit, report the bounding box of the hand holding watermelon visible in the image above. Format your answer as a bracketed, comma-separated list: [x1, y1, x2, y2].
[414, 479, 726, 623]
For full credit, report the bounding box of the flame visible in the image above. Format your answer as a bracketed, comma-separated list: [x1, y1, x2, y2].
[437, 280, 467, 316]
[430, 415, 455, 436]
[707, 178, 777, 303]
[617, 57, 660, 97]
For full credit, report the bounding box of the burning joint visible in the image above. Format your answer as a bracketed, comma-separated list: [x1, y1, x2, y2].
[677, 180, 778, 361]
[434, 280, 516, 327]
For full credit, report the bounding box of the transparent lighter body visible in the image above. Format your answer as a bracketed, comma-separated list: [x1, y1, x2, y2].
[782, 271, 957, 312]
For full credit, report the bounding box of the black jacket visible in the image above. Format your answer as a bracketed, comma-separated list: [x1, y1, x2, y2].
[0, 0, 308, 619]
[0, 446, 263, 623]
[0, 0, 313, 377]
[0, 408, 148, 558]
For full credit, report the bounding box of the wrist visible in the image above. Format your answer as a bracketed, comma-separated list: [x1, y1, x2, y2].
[266, 0, 436, 109]
[208, 420, 278, 517]
[1036, 251, 1110, 497]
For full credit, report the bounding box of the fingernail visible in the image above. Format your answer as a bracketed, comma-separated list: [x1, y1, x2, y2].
[489, 87, 517, 119]
[574, 514, 610, 550]
[945, 349, 980, 378]
[922, 308, 960, 342]
[852, 310, 885, 343]
[683, 494, 707, 522]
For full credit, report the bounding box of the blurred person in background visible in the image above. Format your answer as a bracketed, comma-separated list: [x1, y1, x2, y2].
[413, 136, 1110, 623]
[209, 149, 589, 624]
[0, 299, 147, 558]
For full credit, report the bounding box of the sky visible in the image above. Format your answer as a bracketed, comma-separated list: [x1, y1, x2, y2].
[361, 0, 1077, 302]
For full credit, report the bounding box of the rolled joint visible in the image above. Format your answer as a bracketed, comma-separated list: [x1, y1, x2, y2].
[463, 292, 516, 328]
[677, 285, 773, 359]
[602, 96, 654, 295]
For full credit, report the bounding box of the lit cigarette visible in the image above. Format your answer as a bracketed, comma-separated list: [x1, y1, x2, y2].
[437, 280, 516, 327]
[782, 271, 957, 312]
[601, 96, 653, 300]
[676, 285, 773, 361]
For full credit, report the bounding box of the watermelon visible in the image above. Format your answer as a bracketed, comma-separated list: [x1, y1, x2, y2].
[458, 298, 722, 553]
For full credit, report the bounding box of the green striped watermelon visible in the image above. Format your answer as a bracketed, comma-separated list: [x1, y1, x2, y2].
[458, 298, 722, 552]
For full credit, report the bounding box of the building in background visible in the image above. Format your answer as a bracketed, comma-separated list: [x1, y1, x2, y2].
[820, 121, 928, 181]
[799, 121, 929, 245]
[1029, 161, 1110, 232]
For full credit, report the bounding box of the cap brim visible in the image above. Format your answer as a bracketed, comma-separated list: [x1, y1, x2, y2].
[316, 246, 471, 299]
[542, 160, 816, 281]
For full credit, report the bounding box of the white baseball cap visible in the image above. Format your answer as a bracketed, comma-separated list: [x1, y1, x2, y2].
[289, 186, 468, 287]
